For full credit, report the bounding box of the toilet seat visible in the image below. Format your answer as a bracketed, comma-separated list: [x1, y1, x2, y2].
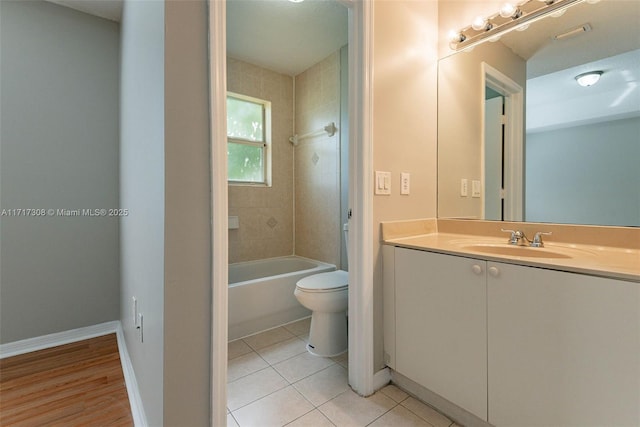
[296, 270, 348, 293]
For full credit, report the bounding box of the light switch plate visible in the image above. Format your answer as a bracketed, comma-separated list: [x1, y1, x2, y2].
[460, 179, 468, 197]
[375, 171, 391, 195]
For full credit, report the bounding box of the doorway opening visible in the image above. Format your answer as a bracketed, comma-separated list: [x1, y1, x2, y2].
[482, 62, 524, 221]
[209, 1, 376, 425]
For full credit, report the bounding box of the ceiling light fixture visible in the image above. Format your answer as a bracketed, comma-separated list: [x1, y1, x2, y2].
[449, 0, 586, 51]
[575, 71, 603, 87]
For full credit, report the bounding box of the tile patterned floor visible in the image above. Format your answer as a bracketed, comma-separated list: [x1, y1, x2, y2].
[227, 318, 461, 427]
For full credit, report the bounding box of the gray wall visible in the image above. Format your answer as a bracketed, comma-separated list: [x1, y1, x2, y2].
[0, 0, 120, 344]
[120, 0, 212, 424]
[526, 116, 640, 226]
[119, 0, 165, 424]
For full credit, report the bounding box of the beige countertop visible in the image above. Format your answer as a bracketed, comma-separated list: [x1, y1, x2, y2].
[382, 219, 640, 283]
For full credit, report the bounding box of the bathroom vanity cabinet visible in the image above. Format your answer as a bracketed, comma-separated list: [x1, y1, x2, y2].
[385, 246, 640, 426]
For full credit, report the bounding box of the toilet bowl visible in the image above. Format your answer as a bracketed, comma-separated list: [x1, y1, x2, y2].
[294, 270, 348, 357]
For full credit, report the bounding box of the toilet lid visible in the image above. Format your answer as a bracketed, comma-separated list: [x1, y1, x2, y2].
[296, 270, 348, 292]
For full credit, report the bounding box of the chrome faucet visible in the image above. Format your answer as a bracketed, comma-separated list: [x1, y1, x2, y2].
[501, 229, 552, 247]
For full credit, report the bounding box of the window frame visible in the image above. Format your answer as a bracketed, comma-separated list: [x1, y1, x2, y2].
[226, 92, 272, 187]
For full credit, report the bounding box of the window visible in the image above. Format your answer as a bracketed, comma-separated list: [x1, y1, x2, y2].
[227, 93, 271, 185]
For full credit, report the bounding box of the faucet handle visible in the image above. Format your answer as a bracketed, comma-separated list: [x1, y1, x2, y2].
[501, 228, 523, 245]
[531, 231, 552, 247]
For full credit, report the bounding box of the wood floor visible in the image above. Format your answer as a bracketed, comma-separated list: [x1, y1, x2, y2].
[0, 333, 133, 426]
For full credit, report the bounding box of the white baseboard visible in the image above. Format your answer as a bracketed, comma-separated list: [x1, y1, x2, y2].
[373, 367, 392, 391]
[0, 321, 148, 427]
[115, 323, 148, 427]
[0, 321, 120, 359]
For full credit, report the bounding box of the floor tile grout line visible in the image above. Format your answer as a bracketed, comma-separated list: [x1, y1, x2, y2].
[231, 334, 308, 367]
[231, 363, 349, 426]
[226, 350, 268, 383]
[228, 378, 290, 413]
[242, 336, 294, 353]
[289, 369, 348, 409]
[258, 337, 310, 366]
[227, 352, 341, 409]
[232, 383, 318, 427]
[229, 411, 241, 427]
[288, 363, 348, 405]
[397, 396, 450, 427]
[363, 401, 401, 427]
[281, 406, 317, 427]
[273, 359, 337, 385]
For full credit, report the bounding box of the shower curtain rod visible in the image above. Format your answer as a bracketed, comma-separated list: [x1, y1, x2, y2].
[289, 122, 337, 146]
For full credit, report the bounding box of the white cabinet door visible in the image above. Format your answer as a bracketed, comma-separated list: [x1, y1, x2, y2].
[488, 262, 640, 426]
[395, 248, 488, 420]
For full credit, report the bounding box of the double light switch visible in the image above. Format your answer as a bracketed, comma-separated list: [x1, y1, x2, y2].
[375, 171, 391, 195]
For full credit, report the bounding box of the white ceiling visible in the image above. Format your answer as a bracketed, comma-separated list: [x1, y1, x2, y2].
[44, 0, 348, 77]
[226, 0, 348, 76]
[527, 49, 640, 132]
[503, 0, 640, 132]
[44, 0, 639, 130]
[499, 0, 639, 78]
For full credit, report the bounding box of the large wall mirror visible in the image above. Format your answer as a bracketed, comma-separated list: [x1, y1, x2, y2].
[437, 0, 639, 226]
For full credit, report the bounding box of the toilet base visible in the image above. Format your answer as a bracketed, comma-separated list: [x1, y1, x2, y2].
[306, 311, 347, 357]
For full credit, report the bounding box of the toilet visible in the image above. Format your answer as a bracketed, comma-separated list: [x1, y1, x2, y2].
[294, 224, 349, 357]
[294, 270, 348, 357]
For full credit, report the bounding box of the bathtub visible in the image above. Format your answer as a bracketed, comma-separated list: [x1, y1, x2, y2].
[228, 256, 336, 340]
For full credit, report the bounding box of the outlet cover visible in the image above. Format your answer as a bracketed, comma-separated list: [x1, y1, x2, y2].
[460, 179, 468, 197]
[472, 180, 481, 198]
[401, 172, 410, 195]
[132, 297, 138, 325]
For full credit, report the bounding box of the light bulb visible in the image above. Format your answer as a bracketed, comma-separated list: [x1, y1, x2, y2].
[499, 3, 520, 18]
[471, 16, 489, 31]
[448, 29, 464, 43]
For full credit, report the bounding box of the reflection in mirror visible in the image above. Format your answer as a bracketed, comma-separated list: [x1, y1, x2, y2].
[438, 0, 640, 226]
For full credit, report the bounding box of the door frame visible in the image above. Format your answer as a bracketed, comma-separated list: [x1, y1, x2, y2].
[208, 1, 375, 425]
[481, 62, 524, 221]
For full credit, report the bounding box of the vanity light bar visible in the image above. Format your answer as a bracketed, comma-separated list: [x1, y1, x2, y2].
[449, 0, 586, 51]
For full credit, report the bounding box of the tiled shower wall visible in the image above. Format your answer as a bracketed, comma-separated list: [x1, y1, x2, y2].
[294, 52, 342, 268]
[227, 58, 294, 263]
[227, 52, 342, 267]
